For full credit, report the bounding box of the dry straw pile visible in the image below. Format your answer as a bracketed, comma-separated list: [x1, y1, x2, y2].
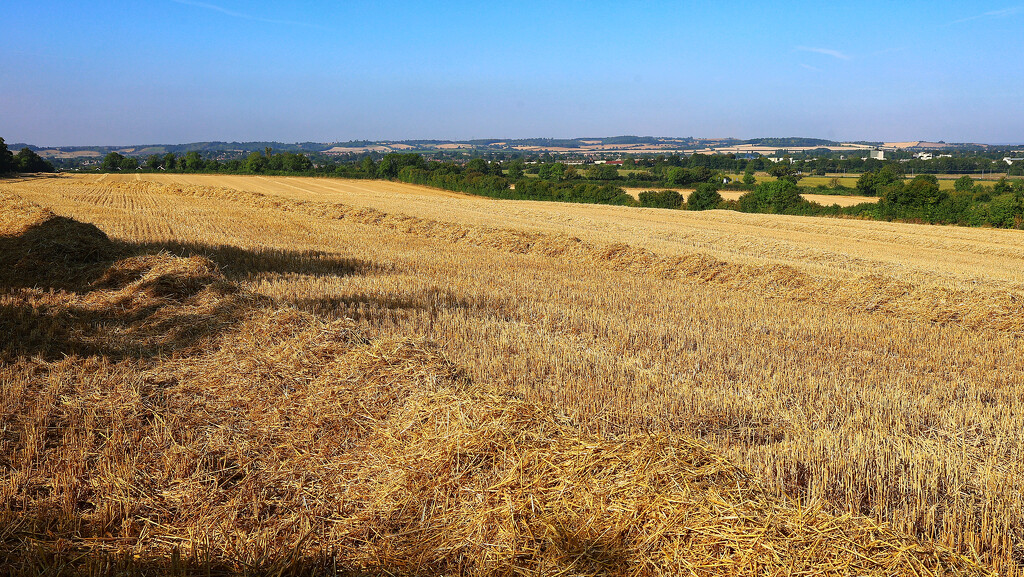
[0, 191, 989, 575]
[0, 191, 115, 290]
[0, 191, 247, 360]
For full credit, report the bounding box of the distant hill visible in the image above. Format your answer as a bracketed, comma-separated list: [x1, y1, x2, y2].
[499, 138, 583, 148]
[26, 141, 336, 158]
[743, 137, 841, 147]
[597, 136, 664, 145]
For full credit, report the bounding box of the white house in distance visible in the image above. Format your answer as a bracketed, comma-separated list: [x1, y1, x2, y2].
[869, 149, 885, 161]
[1004, 156, 1024, 165]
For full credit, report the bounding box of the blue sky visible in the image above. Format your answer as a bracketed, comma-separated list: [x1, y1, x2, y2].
[2, 1, 1022, 145]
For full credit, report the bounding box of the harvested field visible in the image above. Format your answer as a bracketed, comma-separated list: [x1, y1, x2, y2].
[80, 174, 1021, 289]
[3, 173, 1023, 574]
[796, 192, 878, 206]
[622, 186, 696, 199]
[714, 189, 879, 207]
[622, 186, 880, 207]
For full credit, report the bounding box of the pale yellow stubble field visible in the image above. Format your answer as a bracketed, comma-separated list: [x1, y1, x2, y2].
[623, 186, 881, 207]
[85, 173, 1024, 289]
[7, 173, 1024, 572]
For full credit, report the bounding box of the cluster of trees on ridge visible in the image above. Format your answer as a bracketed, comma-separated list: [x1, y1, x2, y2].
[0, 137, 55, 174]
[100, 147, 312, 174]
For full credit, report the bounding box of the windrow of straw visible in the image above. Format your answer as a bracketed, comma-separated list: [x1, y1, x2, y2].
[116, 180, 1024, 334]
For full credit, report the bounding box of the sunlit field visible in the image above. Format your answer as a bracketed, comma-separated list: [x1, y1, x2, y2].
[3, 173, 1022, 574]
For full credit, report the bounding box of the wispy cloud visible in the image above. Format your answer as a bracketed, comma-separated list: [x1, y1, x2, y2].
[950, 6, 1023, 24]
[800, 63, 821, 72]
[171, 0, 328, 30]
[795, 46, 851, 60]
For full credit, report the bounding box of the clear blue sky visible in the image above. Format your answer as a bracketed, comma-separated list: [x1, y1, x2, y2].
[3, 1, 1022, 145]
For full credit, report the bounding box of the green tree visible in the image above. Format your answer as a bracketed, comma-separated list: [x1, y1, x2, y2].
[993, 177, 1012, 195]
[359, 156, 376, 176]
[587, 164, 620, 180]
[882, 175, 945, 217]
[377, 153, 426, 179]
[687, 183, 723, 210]
[267, 151, 285, 171]
[101, 152, 126, 171]
[0, 137, 15, 174]
[245, 151, 267, 173]
[954, 175, 974, 192]
[537, 162, 567, 182]
[666, 166, 715, 186]
[742, 170, 756, 186]
[163, 153, 177, 170]
[465, 158, 489, 174]
[284, 152, 312, 172]
[14, 148, 54, 173]
[738, 179, 804, 213]
[906, 175, 943, 207]
[183, 151, 204, 172]
[855, 171, 874, 195]
[856, 165, 901, 196]
[506, 160, 525, 179]
[664, 167, 686, 186]
[638, 189, 684, 209]
[988, 194, 1021, 228]
[145, 154, 162, 170]
[119, 155, 139, 171]
[767, 162, 802, 184]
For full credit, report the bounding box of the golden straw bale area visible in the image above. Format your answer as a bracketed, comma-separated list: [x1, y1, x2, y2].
[2, 173, 1022, 575]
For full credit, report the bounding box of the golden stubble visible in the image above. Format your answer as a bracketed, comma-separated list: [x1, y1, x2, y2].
[3, 173, 1023, 573]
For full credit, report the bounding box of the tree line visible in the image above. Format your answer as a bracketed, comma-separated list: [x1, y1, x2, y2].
[0, 137, 55, 174]
[18, 141, 1023, 229]
[100, 147, 313, 174]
